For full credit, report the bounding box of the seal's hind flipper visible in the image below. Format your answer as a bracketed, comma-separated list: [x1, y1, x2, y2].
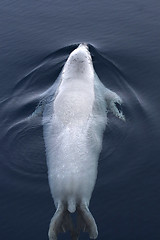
[48, 207, 78, 240]
[48, 207, 64, 240]
[76, 205, 98, 239]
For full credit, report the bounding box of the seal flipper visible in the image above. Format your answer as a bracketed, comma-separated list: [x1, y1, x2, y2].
[105, 88, 125, 121]
[108, 99, 125, 121]
[48, 205, 98, 240]
[31, 100, 44, 118]
[48, 207, 78, 240]
[76, 205, 98, 239]
[48, 207, 64, 240]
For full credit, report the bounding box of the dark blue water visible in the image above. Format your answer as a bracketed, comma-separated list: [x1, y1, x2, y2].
[1, 1, 160, 239]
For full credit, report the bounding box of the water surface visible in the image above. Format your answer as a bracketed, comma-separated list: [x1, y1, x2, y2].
[1, 1, 160, 239]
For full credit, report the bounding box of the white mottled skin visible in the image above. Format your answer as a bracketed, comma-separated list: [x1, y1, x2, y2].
[32, 44, 125, 240]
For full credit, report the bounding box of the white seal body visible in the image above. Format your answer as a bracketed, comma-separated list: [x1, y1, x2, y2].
[32, 44, 125, 240]
[44, 44, 103, 211]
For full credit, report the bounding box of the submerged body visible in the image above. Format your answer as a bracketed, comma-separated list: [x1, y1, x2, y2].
[33, 44, 125, 239]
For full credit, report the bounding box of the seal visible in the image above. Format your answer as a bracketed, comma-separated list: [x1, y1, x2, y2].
[32, 43, 125, 240]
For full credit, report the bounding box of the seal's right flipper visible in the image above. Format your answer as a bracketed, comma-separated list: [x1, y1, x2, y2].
[31, 101, 44, 118]
[77, 205, 98, 239]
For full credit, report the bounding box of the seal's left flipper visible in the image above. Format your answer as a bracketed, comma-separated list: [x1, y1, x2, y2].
[105, 88, 125, 121]
[48, 207, 78, 240]
[30, 100, 44, 119]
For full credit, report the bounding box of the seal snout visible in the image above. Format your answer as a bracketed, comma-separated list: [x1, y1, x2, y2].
[62, 43, 93, 77]
[78, 43, 88, 50]
[67, 43, 91, 67]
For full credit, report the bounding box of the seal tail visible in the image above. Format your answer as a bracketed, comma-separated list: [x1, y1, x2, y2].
[48, 204, 98, 240]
